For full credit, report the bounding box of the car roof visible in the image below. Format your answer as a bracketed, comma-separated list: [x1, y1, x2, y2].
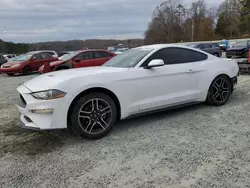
[27, 50, 56, 53]
[135, 44, 203, 50]
[74, 49, 114, 53]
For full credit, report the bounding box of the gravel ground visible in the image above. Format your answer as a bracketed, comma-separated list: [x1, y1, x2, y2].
[0, 73, 250, 188]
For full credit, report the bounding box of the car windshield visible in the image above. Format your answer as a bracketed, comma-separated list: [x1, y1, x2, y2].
[59, 52, 79, 61]
[187, 44, 197, 48]
[116, 48, 127, 52]
[103, 48, 153, 68]
[233, 41, 248, 47]
[13, 54, 32, 61]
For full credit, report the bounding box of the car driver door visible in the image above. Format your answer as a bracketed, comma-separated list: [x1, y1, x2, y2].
[72, 52, 94, 68]
[40, 53, 53, 67]
[133, 47, 204, 112]
[30, 54, 42, 71]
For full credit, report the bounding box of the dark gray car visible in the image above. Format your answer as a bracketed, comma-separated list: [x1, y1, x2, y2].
[188, 43, 222, 57]
[0, 54, 7, 66]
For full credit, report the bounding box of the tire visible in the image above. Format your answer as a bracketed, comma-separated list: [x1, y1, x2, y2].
[55, 67, 69, 71]
[206, 75, 232, 106]
[70, 92, 117, 139]
[214, 53, 219, 57]
[22, 65, 32, 75]
[7, 73, 14, 76]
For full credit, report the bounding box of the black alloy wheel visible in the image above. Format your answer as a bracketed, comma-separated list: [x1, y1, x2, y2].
[70, 93, 117, 139]
[207, 75, 232, 106]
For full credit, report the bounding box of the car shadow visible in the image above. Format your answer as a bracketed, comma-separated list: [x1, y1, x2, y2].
[12, 72, 38, 77]
[0, 103, 214, 158]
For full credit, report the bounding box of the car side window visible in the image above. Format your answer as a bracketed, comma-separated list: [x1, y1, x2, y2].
[212, 43, 220, 48]
[46, 52, 55, 56]
[204, 43, 212, 48]
[94, 51, 112, 59]
[198, 44, 205, 49]
[40, 53, 51, 59]
[32, 54, 42, 60]
[142, 47, 207, 66]
[76, 52, 93, 60]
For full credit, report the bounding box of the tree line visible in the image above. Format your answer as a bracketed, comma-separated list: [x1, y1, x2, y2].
[0, 39, 144, 54]
[1, 0, 250, 53]
[0, 39, 29, 54]
[144, 0, 250, 44]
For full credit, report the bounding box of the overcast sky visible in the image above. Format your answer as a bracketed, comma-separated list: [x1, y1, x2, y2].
[0, 0, 224, 43]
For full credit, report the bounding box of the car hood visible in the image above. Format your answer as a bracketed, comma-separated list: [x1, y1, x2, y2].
[3, 61, 25, 65]
[227, 47, 246, 51]
[23, 66, 129, 92]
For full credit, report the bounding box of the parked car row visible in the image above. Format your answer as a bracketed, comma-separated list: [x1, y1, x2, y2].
[186, 39, 250, 60]
[0, 49, 116, 76]
[39, 49, 115, 74]
[187, 42, 222, 57]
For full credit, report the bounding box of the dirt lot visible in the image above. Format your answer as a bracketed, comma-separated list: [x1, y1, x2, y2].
[0, 73, 250, 188]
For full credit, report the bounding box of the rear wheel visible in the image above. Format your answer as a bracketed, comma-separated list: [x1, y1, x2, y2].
[70, 92, 117, 139]
[22, 65, 32, 75]
[206, 75, 232, 106]
[56, 66, 69, 71]
[214, 53, 219, 57]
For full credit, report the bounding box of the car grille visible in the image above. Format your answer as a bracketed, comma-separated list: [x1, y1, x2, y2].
[24, 116, 32, 123]
[18, 94, 27, 108]
[227, 51, 238, 56]
[227, 51, 243, 56]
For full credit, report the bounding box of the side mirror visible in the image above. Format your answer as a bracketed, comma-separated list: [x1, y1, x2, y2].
[145, 59, 164, 69]
[74, 58, 81, 62]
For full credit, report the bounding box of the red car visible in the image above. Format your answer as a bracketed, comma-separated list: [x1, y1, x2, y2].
[0, 52, 58, 76]
[39, 49, 115, 74]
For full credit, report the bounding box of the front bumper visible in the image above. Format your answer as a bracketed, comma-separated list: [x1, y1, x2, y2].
[0, 66, 22, 74]
[17, 84, 71, 130]
[231, 76, 237, 90]
[226, 51, 246, 58]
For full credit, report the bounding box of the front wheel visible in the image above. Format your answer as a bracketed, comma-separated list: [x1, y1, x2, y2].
[7, 73, 14, 76]
[22, 65, 32, 75]
[70, 92, 117, 139]
[206, 75, 232, 106]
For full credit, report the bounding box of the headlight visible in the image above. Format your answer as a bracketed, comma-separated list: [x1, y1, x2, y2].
[31, 89, 66, 100]
[11, 64, 20, 67]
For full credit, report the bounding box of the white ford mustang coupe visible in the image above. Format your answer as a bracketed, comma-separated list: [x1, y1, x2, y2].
[17, 44, 239, 139]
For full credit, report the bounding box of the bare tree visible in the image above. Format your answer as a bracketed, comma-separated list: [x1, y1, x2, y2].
[216, 0, 240, 38]
[144, 0, 186, 44]
[189, 0, 207, 41]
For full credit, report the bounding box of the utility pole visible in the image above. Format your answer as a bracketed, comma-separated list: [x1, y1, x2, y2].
[191, 19, 194, 42]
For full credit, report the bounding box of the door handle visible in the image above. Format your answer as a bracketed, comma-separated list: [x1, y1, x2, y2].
[186, 69, 195, 73]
